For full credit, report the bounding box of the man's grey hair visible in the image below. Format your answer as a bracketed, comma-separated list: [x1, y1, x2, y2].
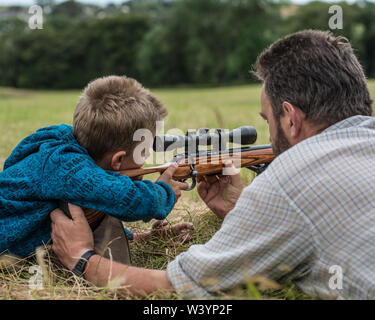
[254, 30, 373, 125]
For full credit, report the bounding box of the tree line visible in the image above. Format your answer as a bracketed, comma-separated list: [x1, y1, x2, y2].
[0, 0, 374, 89]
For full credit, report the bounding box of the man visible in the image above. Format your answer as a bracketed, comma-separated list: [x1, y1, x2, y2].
[51, 30, 375, 299]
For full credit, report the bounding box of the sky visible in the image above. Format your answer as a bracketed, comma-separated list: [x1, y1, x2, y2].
[0, 0, 365, 6]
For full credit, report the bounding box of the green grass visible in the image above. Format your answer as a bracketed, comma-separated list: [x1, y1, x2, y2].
[0, 84, 273, 168]
[1, 81, 374, 300]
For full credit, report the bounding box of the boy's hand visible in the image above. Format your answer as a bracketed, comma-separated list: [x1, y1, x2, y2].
[157, 163, 189, 201]
[134, 220, 195, 243]
[151, 220, 194, 242]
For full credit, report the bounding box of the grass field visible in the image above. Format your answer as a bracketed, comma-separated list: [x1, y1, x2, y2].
[0, 84, 273, 167]
[1, 81, 374, 300]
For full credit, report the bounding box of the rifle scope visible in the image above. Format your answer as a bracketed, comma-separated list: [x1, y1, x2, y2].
[153, 126, 257, 152]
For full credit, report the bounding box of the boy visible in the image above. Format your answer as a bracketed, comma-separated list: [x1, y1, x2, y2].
[0, 76, 190, 258]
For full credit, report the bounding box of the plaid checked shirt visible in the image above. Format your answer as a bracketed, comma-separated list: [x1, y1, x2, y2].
[167, 115, 375, 299]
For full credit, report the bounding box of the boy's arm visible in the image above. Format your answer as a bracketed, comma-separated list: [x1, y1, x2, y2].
[42, 148, 178, 222]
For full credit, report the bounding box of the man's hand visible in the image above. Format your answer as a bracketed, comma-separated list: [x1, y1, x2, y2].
[157, 162, 189, 201]
[197, 161, 244, 219]
[50, 203, 94, 271]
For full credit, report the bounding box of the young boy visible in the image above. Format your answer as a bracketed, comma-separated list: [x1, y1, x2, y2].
[0, 76, 190, 258]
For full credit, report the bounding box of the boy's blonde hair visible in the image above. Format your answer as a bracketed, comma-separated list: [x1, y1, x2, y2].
[73, 76, 167, 160]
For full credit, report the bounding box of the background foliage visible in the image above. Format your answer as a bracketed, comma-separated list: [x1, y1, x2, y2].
[1, 0, 374, 89]
[1, 1, 374, 300]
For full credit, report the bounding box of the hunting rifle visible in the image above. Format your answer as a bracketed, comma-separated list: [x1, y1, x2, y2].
[121, 126, 274, 190]
[60, 126, 275, 228]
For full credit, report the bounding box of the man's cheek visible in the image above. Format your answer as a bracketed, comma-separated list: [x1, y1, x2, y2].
[268, 126, 275, 143]
[270, 120, 279, 139]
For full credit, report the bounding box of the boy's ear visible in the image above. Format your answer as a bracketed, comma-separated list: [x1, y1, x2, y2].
[111, 151, 127, 171]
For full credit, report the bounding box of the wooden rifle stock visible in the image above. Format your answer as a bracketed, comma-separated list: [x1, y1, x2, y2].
[83, 146, 274, 229]
[119, 147, 274, 179]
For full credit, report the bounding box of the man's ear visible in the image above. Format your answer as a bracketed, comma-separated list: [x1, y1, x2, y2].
[111, 151, 127, 171]
[281, 101, 304, 138]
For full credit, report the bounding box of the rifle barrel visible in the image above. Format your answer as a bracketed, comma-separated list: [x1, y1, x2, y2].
[83, 145, 274, 229]
[119, 145, 274, 180]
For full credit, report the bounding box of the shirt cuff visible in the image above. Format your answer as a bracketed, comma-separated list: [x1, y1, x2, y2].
[124, 228, 134, 241]
[166, 254, 212, 298]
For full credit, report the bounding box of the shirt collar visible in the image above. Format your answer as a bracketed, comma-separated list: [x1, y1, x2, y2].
[321, 115, 374, 134]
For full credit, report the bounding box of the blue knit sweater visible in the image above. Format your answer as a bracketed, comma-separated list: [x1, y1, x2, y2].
[0, 124, 175, 257]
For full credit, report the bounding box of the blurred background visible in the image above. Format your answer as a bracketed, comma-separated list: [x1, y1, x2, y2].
[0, 1, 374, 299]
[1, 0, 374, 89]
[0, 0, 374, 167]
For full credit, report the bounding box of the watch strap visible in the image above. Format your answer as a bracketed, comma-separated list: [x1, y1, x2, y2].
[72, 250, 96, 277]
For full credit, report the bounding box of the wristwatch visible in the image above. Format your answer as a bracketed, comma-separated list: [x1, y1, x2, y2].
[72, 250, 96, 277]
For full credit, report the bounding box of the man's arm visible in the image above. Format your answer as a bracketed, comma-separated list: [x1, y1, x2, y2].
[84, 255, 172, 295]
[50, 204, 173, 295]
[167, 170, 315, 297]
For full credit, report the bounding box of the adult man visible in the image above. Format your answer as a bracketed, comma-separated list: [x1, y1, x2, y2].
[51, 30, 375, 299]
